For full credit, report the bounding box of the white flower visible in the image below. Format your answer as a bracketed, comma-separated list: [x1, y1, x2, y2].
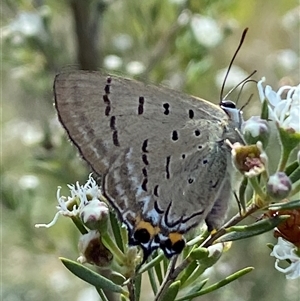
[270, 237, 300, 279]
[35, 175, 102, 228]
[257, 78, 300, 133]
[228, 140, 268, 178]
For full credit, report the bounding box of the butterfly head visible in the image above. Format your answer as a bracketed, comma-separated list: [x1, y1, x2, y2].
[220, 99, 244, 130]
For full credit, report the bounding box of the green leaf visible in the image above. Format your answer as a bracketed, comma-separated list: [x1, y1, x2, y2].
[181, 264, 209, 289]
[60, 257, 126, 294]
[138, 252, 164, 274]
[154, 257, 163, 284]
[179, 260, 198, 286]
[109, 210, 125, 252]
[175, 267, 253, 301]
[71, 216, 88, 235]
[134, 273, 142, 301]
[160, 280, 181, 301]
[269, 199, 300, 211]
[285, 161, 299, 176]
[279, 127, 300, 152]
[147, 267, 158, 295]
[110, 272, 126, 285]
[189, 247, 209, 261]
[278, 127, 300, 171]
[185, 279, 209, 301]
[216, 215, 289, 243]
[238, 177, 248, 213]
[260, 99, 269, 120]
[289, 167, 300, 184]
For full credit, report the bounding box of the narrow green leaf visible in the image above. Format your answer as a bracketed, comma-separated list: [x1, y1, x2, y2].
[109, 211, 124, 252]
[289, 167, 300, 183]
[269, 199, 300, 211]
[239, 177, 248, 212]
[163, 256, 169, 275]
[71, 216, 88, 235]
[181, 264, 208, 288]
[175, 267, 253, 301]
[110, 272, 126, 285]
[216, 215, 289, 243]
[134, 273, 142, 301]
[160, 280, 181, 301]
[186, 279, 209, 301]
[138, 252, 164, 274]
[147, 267, 158, 295]
[154, 259, 163, 284]
[285, 161, 299, 176]
[179, 260, 198, 285]
[60, 257, 126, 294]
[260, 99, 269, 120]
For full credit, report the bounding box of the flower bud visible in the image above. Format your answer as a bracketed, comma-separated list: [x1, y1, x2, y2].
[78, 230, 113, 267]
[242, 116, 270, 147]
[80, 199, 109, 231]
[207, 243, 224, 259]
[267, 172, 292, 200]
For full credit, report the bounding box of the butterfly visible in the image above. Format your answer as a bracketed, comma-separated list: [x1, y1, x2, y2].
[54, 29, 248, 260]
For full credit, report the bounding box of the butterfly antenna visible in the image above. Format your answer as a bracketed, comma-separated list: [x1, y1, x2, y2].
[220, 28, 249, 103]
[240, 93, 254, 111]
[223, 70, 257, 103]
[235, 78, 258, 108]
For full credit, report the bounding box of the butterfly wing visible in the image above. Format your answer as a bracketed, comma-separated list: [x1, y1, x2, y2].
[54, 70, 234, 248]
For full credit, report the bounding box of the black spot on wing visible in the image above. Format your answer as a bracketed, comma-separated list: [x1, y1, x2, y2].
[103, 77, 111, 116]
[165, 156, 171, 179]
[142, 154, 149, 165]
[110, 116, 116, 130]
[163, 103, 170, 115]
[141, 178, 148, 192]
[172, 130, 178, 141]
[138, 96, 144, 115]
[154, 185, 159, 197]
[142, 139, 148, 153]
[189, 109, 194, 119]
[112, 130, 120, 146]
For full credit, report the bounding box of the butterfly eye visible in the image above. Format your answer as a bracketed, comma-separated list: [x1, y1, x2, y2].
[220, 100, 236, 109]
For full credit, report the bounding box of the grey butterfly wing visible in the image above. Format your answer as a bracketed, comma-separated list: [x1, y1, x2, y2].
[54, 70, 231, 235]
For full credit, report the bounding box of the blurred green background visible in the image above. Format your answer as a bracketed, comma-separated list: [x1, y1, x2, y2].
[1, 1, 299, 300]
